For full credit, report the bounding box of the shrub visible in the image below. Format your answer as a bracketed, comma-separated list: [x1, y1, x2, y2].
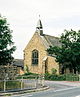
[44, 73, 79, 81]
[23, 72, 39, 76]
[51, 68, 57, 74]
[25, 65, 29, 73]
[44, 73, 51, 80]
[64, 74, 79, 81]
[17, 72, 39, 79]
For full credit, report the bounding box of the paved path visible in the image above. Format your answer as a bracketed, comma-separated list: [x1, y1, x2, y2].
[45, 81, 80, 91]
[11, 81, 80, 97]
[45, 81, 80, 86]
[12, 87, 80, 97]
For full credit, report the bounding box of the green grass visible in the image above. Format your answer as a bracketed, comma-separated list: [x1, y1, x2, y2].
[0, 81, 23, 91]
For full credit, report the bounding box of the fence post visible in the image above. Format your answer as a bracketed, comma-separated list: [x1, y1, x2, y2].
[38, 75, 40, 84]
[42, 75, 45, 87]
[79, 75, 80, 81]
[21, 76, 23, 90]
[35, 76, 37, 88]
[4, 79, 6, 92]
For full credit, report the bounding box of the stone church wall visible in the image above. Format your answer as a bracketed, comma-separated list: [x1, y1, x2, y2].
[47, 56, 59, 74]
[24, 32, 47, 74]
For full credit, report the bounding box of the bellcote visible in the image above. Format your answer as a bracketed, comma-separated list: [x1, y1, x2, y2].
[36, 19, 43, 35]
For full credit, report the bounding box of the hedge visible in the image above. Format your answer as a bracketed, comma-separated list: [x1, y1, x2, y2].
[44, 73, 79, 81]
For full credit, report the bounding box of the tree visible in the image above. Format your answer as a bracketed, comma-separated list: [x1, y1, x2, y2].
[47, 29, 80, 74]
[0, 15, 16, 65]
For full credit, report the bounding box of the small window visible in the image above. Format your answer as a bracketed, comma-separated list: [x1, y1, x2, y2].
[32, 50, 38, 65]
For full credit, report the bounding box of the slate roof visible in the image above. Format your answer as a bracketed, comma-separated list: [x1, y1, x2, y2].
[13, 59, 24, 67]
[40, 34, 61, 49]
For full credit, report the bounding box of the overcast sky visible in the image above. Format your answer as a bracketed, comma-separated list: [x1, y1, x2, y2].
[0, 0, 80, 59]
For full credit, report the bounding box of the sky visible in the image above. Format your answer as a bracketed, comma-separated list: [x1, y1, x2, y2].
[0, 0, 80, 59]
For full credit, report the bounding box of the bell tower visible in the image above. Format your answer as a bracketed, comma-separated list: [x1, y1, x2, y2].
[36, 15, 43, 35]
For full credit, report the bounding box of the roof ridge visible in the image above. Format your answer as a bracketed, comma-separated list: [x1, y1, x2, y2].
[44, 34, 59, 39]
[41, 33, 61, 48]
[43, 34, 52, 46]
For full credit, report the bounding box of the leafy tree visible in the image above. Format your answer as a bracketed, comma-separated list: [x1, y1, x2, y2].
[47, 29, 80, 74]
[0, 15, 16, 65]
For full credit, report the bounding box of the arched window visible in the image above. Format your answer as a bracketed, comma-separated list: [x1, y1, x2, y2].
[32, 50, 39, 65]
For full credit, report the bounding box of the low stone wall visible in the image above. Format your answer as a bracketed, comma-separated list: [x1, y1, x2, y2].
[0, 65, 18, 80]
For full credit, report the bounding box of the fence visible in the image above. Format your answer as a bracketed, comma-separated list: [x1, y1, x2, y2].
[0, 75, 45, 92]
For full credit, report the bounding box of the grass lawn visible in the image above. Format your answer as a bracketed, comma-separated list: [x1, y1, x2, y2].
[0, 80, 23, 91]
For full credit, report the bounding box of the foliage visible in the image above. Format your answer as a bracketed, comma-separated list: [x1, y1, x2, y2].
[25, 65, 29, 73]
[17, 72, 39, 79]
[23, 72, 39, 76]
[0, 15, 16, 65]
[44, 73, 79, 81]
[65, 74, 79, 81]
[0, 65, 18, 80]
[44, 73, 66, 81]
[51, 68, 57, 74]
[47, 29, 80, 73]
[0, 81, 22, 91]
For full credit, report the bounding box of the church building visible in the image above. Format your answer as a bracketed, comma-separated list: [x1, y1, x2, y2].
[24, 19, 60, 74]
